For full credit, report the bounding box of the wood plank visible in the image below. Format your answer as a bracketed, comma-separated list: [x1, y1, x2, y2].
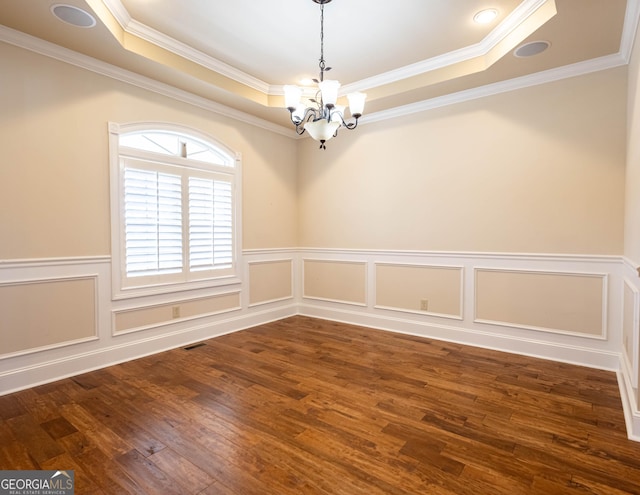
[146, 448, 215, 494]
[6, 414, 65, 464]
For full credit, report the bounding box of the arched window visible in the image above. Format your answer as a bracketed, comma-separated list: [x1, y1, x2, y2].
[109, 123, 241, 298]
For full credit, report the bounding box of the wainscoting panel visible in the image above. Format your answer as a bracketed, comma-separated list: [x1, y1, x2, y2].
[375, 263, 463, 319]
[303, 259, 367, 306]
[475, 268, 607, 339]
[113, 291, 241, 335]
[620, 259, 640, 442]
[0, 275, 98, 357]
[623, 278, 639, 389]
[248, 259, 293, 307]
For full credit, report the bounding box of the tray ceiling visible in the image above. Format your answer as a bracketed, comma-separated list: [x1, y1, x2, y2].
[0, 0, 635, 131]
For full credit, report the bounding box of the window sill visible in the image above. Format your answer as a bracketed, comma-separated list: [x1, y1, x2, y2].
[112, 275, 242, 301]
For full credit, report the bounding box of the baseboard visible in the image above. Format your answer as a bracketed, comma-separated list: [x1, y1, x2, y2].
[0, 304, 296, 396]
[298, 303, 621, 371]
[619, 354, 640, 441]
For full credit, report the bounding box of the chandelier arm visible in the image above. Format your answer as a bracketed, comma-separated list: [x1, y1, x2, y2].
[290, 106, 321, 125]
[290, 106, 324, 135]
[330, 111, 361, 130]
[342, 119, 360, 130]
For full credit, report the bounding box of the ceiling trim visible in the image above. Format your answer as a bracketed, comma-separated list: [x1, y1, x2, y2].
[99, 0, 269, 94]
[85, 0, 269, 106]
[341, 0, 555, 94]
[99, 0, 556, 102]
[98, 0, 130, 25]
[125, 19, 271, 95]
[0, 25, 293, 138]
[361, 53, 628, 125]
[621, 0, 640, 63]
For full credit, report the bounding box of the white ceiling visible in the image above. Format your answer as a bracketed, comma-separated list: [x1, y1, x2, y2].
[119, 0, 525, 85]
[0, 0, 636, 131]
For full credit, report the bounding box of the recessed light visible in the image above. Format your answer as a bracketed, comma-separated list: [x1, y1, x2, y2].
[514, 40, 550, 58]
[51, 4, 96, 28]
[474, 8, 498, 24]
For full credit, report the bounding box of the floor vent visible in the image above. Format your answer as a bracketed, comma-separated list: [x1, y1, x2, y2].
[183, 343, 206, 351]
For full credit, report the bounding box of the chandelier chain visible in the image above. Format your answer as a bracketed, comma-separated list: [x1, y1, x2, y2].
[319, 3, 326, 79]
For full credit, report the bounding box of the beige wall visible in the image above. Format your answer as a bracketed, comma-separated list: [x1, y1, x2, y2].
[0, 42, 298, 259]
[626, 19, 640, 265]
[298, 68, 626, 254]
[1, 41, 626, 263]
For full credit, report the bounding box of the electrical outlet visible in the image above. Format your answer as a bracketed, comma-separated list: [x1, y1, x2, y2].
[172, 306, 180, 319]
[420, 299, 428, 311]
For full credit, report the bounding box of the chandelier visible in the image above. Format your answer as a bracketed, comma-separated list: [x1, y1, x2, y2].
[283, 0, 366, 149]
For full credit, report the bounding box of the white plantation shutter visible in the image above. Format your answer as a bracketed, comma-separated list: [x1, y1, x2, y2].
[212, 180, 233, 266]
[189, 177, 233, 271]
[124, 168, 183, 277]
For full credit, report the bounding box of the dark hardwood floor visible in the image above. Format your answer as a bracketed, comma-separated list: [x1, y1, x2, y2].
[1, 316, 640, 494]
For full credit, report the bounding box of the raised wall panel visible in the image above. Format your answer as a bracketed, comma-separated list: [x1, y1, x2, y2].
[0, 276, 97, 357]
[375, 263, 463, 319]
[303, 259, 367, 306]
[113, 291, 241, 335]
[249, 259, 293, 306]
[475, 269, 606, 338]
[623, 279, 640, 389]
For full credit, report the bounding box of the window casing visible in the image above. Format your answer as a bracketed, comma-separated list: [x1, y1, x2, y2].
[109, 123, 241, 298]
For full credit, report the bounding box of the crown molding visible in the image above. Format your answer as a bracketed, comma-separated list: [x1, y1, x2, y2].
[361, 53, 628, 126]
[341, 0, 555, 94]
[0, 25, 293, 138]
[125, 18, 271, 95]
[620, 0, 640, 64]
[481, 0, 550, 51]
[101, 0, 270, 94]
[99, 0, 131, 25]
